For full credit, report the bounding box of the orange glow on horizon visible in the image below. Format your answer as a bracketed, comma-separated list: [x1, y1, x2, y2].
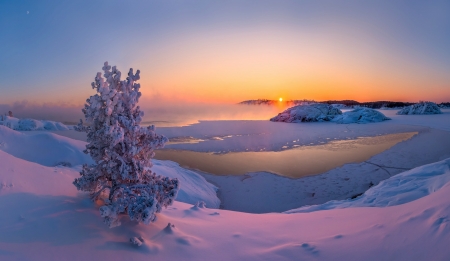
[132, 27, 450, 105]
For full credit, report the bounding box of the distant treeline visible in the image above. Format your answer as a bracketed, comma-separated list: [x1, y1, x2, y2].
[439, 102, 450, 108]
[320, 100, 415, 109]
[239, 99, 450, 108]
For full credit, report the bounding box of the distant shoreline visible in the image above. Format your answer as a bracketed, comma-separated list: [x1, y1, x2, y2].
[239, 99, 450, 109]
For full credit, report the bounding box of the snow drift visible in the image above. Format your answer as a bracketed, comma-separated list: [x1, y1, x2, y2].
[397, 102, 442, 115]
[0, 115, 70, 131]
[332, 107, 391, 124]
[270, 103, 342, 123]
[0, 126, 220, 207]
[152, 160, 220, 208]
[0, 125, 92, 167]
[286, 157, 450, 213]
[2, 142, 450, 259]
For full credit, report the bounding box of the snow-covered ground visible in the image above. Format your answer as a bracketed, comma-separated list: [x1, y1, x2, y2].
[1, 141, 450, 260]
[287, 157, 450, 213]
[1, 109, 450, 260]
[0, 126, 219, 208]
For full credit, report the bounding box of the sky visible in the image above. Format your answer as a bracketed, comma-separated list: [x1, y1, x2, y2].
[1, 0, 450, 121]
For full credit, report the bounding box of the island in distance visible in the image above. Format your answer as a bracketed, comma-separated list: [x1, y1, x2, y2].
[239, 99, 450, 109]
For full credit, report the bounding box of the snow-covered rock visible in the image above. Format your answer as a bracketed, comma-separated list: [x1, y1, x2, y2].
[270, 103, 342, 123]
[332, 107, 391, 124]
[397, 101, 442, 115]
[0, 116, 69, 131]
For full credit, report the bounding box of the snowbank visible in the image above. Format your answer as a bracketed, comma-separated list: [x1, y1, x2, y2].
[0, 125, 220, 207]
[286, 157, 450, 213]
[332, 107, 391, 124]
[270, 103, 342, 123]
[0, 149, 80, 196]
[397, 101, 442, 115]
[0, 115, 70, 131]
[0, 125, 92, 167]
[1, 148, 450, 259]
[152, 160, 220, 208]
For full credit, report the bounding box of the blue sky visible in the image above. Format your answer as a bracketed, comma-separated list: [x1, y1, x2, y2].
[1, 0, 449, 114]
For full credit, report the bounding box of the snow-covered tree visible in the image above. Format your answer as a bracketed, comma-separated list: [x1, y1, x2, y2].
[74, 62, 179, 228]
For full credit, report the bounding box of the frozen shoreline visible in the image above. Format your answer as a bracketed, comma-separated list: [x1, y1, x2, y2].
[201, 127, 450, 213]
[2, 110, 450, 260]
[22, 109, 450, 214]
[155, 132, 416, 177]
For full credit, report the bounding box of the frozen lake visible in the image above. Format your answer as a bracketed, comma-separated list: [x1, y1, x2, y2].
[155, 132, 416, 177]
[40, 114, 429, 178]
[18, 109, 450, 212]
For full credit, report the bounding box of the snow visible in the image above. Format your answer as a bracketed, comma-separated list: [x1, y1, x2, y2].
[332, 107, 390, 124]
[73, 62, 179, 228]
[0, 125, 93, 167]
[1, 144, 450, 259]
[0, 116, 70, 131]
[1, 107, 450, 259]
[383, 109, 450, 131]
[271, 105, 390, 124]
[397, 101, 442, 115]
[152, 109, 450, 152]
[152, 160, 220, 208]
[286, 157, 450, 213]
[270, 103, 342, 123]
[158, 120, 424, 153]
[201, 127, 450, 213]
[0, 126, 219, 208]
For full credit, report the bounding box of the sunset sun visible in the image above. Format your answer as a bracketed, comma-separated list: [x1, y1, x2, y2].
[279, 97, 283, 102]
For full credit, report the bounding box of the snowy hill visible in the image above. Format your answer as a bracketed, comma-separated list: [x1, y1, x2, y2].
[0, 126, 220, 208]
[397, 101, 442, 115]
[1, 141, 450, 259]
[286, 157, 450, 213]
[2, 114, 450, 259]
[332, 107, 391, 124]
[0, 115, 70, 131]
[0, 125, 92, 167]
[270, 103, 342, 123]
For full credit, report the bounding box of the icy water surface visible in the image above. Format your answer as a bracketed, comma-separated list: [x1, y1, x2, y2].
[37, 120, 424, 178]
[154, 132, 417, 178]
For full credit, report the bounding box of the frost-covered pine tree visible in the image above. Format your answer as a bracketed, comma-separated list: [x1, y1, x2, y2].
[74, 62, 179, 228]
